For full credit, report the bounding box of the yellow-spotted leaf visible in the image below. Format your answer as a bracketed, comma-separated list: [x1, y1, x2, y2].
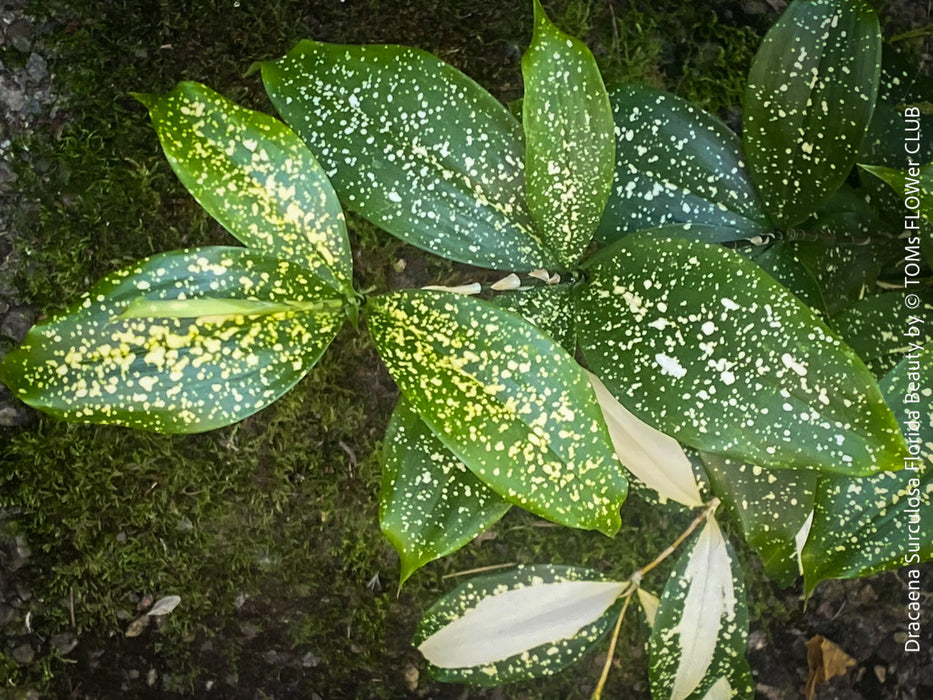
[261, 42, 558, 272]
[648, 517, 753, 700]
[587, 370, 703, 508]
[802, 346, 933, 595]
[414, 565, 626, 684]
[743, 0, 881, 227]
[574, 233, 907, 475]
[598, 86, 769, 245]
[367, 290, 627, 535]
[521, 0, 614, 264]
[0, 247, 344, 432]
[135, 82, 353, 296]
[380, 398, 510, 585]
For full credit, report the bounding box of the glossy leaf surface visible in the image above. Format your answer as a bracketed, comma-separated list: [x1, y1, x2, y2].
[860, 162, 933, 225]
[493, 284, 575, 354]
[0, 248, 344, 432]
[802, 347, 933, 594]
[368, 290, 627, 534]
[743, 0, 881, 226]
[832, 292, 933, 376]
[262, 41, 557, 271]
[587, 371, 703, 508]
[136, 82, 353, 295]
[521, 0, 614, 264]
[648, 517, 752, 700]
[598, 85, 769, 245]
[380, 398, 510, 584]
[701, 452, 816, 587]
[575, 233, 906, 474]
[415, 565, 624, 684]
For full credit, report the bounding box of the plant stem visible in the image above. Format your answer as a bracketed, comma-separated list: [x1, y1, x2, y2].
[592, 498, 721, 698]
[592, 584, 634, 700]
[630, 497, 720, 585]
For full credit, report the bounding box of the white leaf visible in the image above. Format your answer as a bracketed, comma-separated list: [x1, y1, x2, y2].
[795, 509, 815, 576]
[529, 268, 551, 282]
[421, 283, 482, 295]
[587, 371, 703, 507]
[147, 595, 181, 617]
[702, 676, 733, 700]
[491, 273, 522, 291]
[418, 579, 626, 668]
[637, 588, 660, 629]
[669, 516, 736, 700]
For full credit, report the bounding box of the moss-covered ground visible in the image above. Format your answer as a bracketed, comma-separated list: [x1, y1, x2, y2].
[0, 0, 929, 697]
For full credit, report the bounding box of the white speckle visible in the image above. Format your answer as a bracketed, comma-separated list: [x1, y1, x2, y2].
[701, 321, 716, 335]
[780, 353, 807, 376]
[655, 353, 687, 379]
[721, 298, 740, 311]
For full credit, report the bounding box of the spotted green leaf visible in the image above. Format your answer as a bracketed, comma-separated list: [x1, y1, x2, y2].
[261, 42, 558, 272]
[701, 452, 816, 587]
[740, 243, 824, 311]
[367, 290, 627, 534]
[832, 292, 933, 377]
[521, 0, 614, 265]
[0, 247, 344, 432]
[414, 565, 625, 685]
[743, 0, 881, 227]
[574, 233, 907, 475]
[802, 346, 933, 595]
[493, 284, 575, 354]
[597, 85, 769, 245]
[648, 517, 752, 700]
[380, 398, 510, 585]
[859, 46, 933, 169]
[135, 82, 353, 296]
[788, 236, 902, 317]
[859, 161, 933, 225]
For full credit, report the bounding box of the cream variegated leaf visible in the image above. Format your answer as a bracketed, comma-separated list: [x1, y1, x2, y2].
[414, 565, 625, 684]
[587, 370, 703, 507]
[648, 517, 752, 700]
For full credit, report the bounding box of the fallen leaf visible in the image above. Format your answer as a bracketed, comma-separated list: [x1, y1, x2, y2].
[125, 614, 150, 638]
[147, 595, 181, 617]
[805, 634, 857, 699]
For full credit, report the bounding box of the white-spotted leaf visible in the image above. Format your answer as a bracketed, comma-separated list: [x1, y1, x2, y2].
[0, 248, 344, 432]
[701, 452, 817, 587]
[648, 517, 753, 700]
[521, 0, 614, 264]
[587, 370, 703, 508]
[415, 565, 625, 684]
[367, 290, 627, 534]
[135, 82, 353, 296]
[802, 346, 933, 594]
[380, 398, 510, 585]
[261, 41, 558, 271]
[574, 233, 907, 475]
[743, 0, 882, 226]
[832, 291, 933, 377]
[598, 85, 769, 245]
